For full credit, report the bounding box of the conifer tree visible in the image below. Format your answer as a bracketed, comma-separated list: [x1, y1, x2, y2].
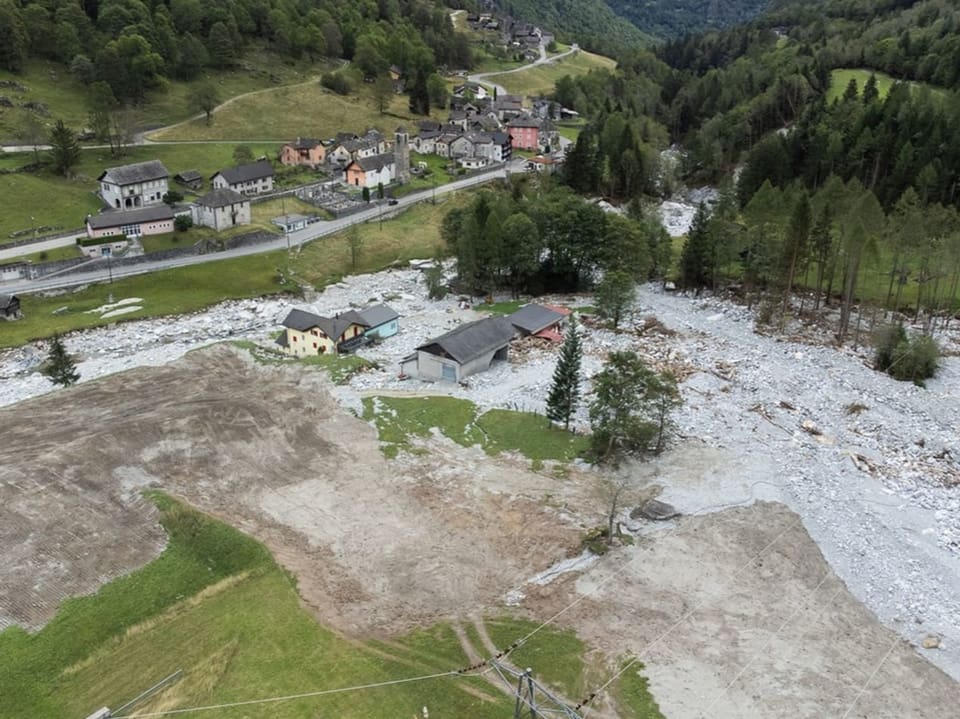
[546, 317, 582, 430]
[42, 334, 80, 387]
[49, 120, 80, 177]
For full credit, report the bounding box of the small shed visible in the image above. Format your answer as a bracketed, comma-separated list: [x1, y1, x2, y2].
[358, 304, 399, 339]
[0, 293, 21, 319]
[272, 213, 310, 233]
[508, 304, 569, 341]
[174, 170, 203, 190]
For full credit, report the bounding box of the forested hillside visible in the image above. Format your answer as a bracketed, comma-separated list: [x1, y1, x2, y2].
[500, 0, 652, 51]
[606, 0, 771, 39]
[537, 0, 960, 350]
[0, 0, 471, 104]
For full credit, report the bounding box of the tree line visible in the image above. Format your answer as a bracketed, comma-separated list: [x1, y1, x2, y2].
[0, 0, 471, 103]
[440, 184, 671, 296]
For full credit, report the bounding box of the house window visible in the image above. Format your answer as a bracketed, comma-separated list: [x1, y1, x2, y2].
[120, 223, 140, 236]
[293, 336, 298, 342]
[312, 342, 317, 348]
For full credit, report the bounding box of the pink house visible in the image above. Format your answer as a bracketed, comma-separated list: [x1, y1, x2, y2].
[507, 116, 542, 151]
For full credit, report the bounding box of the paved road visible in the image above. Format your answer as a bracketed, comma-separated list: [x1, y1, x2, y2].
[0, 232, 87, 262]
[0, 163, 520, 295]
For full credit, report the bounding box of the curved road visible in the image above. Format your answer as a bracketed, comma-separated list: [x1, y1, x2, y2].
[0, 162, 521, 295]
[468, 42, 579, 96]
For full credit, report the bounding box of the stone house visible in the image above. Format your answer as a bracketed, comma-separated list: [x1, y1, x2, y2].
[98, 160, 170, 210]
[280, 138, 326, 168]
[212, 160, 275, 196]
[192, 188, 251, 231]
[344, 153, 396, 188]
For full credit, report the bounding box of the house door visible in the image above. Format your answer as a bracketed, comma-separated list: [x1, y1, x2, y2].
[442, 364, 456, 382]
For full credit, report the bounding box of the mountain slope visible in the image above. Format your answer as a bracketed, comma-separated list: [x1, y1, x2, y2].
[502, 0, 654, 51]
[606, 0, 773, 39]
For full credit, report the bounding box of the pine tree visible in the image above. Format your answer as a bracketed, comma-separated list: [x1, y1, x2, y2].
[48, 119, 81, 177]
[546, 317, 582, 430]
[42, 334, 80, 387]
[678, 202, 714, 292]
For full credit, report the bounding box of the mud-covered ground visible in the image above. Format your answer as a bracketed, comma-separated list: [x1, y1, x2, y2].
[1, 345, 958, 717]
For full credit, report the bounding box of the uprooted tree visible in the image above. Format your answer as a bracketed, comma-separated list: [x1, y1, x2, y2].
[589, 351, 681, 465]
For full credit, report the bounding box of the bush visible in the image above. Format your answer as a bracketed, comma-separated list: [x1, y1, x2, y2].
[174, 215, 193, 232]
[163, 190, 184, 205]
[425, 263, 447, 300]
[320, 71, 353, 95]
[873, 324, 939, 386]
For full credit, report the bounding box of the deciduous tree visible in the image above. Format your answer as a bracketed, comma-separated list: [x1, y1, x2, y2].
[595, 270, 636, 329]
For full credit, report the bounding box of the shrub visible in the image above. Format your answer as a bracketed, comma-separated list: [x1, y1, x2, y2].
[163, 190, 184, 205]
[320, 71, 353, 95]
[174, 215, 193, 232]
[425, 263, 447, 300]
[873, 324, 939, 386]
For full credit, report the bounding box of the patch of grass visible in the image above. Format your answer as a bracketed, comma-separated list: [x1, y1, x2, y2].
[152, 79, 442, 142]
[291, 194, 463, 288]
[476, 409, 588, 463]
[1, 493, 508, 719]
[611, 660, 664, 718]
[0, 171, 101, 239]
[826, 68, 948, 104]
[495, 50, 617, 98]
[484, 617, 586, 699]
[7, 242, 81, 264]
[139, 231, 193, 254]
[556, 120, 585, 142]
[251, 197, 327, 226]
[302, 353, 378, 384]
[362, 396, 586, 463]
[0, 492, 272, 718]
[477, 299, 522, 315]
[1, 251, 296, 347]
[394, 153, 457, 198]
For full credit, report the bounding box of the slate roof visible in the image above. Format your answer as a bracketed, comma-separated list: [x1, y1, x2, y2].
[315, 311, 367, 340]
[86, 206, 174, 229]
[508, 304, 565, 335]
[417, 317, 514, 364]
[174, 169, 202, 183]
[281, 308, 322, 331]
[197, 188, 246, 208]
[288, 137, 322, 149]
[508, 115, 542, 128]
[358, 304, 399, 328]
[213, 160, 274, 185]
[99, 160, 169, 186]
[350, 153, 395, 172]
[281, 308, 368, 341]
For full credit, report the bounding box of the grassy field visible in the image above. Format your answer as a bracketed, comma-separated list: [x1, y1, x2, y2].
[827, 68, 949, 103]
[0, 494, 498, 719]
[0, 51, 311, 143]
[361, 395, 589, 463]
[0, 142, 281, 239]
[152, 79, 442, 142]
[2, 195, 462, 348]
[496, 50, 617, 97]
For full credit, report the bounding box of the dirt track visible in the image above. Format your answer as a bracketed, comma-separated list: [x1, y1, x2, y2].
[1, 344, 957, 716]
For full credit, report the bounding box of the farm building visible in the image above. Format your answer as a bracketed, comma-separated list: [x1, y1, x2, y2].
[507, 304, 569, 341]
[401, 317, 513, 382]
